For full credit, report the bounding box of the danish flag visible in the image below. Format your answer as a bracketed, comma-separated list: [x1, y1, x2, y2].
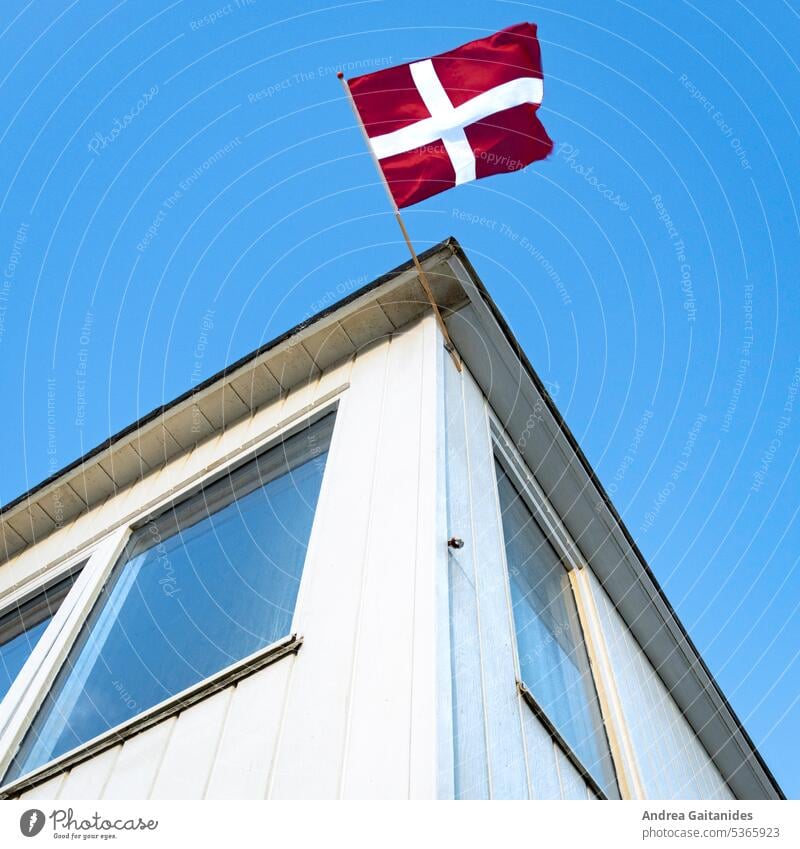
[346, 23, 552, 208]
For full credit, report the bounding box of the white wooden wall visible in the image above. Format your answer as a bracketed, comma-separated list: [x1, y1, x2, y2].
[442, 360, 596, 800]
[6, 314, 443, 800]
[2, 309, 738, 801]
[441, 357, 735, 801]
[585, 568, 735, 800]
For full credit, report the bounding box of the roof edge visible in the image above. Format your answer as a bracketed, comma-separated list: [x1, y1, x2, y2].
[0, 240, 456, 518]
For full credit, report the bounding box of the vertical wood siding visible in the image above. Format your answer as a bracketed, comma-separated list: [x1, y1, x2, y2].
[586, 568, 735, 800]
[12, 316, 442, 800]
[5, 314, 736, 801]
[443, 361, 593, 800]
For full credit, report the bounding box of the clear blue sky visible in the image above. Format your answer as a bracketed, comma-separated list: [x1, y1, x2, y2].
[0, 0, 797, 798]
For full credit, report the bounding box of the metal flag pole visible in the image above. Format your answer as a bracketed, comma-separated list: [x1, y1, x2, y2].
[337, 71, 462, 372]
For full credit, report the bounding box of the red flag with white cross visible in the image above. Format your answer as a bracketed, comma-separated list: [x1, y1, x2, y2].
[344, 23, 552, 208]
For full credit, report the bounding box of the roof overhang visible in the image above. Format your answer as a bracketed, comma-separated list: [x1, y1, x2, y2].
[0, 237, 783, 800]
[442, 243, 784, 801]
[0, 241, 465, 557]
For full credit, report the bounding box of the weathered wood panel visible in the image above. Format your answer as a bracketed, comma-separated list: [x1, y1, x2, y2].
[462, 372, 528, 799]
[586, 568, 734, 800]
[17, 771, 66, 800]
[443, 362, 586, 799]
[444, 359, 490, 800]
[520, 707, 560, 800]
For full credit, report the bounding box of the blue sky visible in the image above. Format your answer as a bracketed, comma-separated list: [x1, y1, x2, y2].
[0, 0, 798, 797]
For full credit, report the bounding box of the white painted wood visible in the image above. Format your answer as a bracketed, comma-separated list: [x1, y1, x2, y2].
[442, 362, 546, 800]
[633, 645, 671, 798]
[462, 376, 528, 799]
[432, 337, 455, 801]
[586, 568, 734, 800]
[659, 688, 703, 799]
[269, 340, 393, 799]
[100, 717, 176, 799]
[555, 744, 589, 800]
[204, 656, 295, 799]
[462, 378, 594, 800]
[17, 655, 294, 799]
[56, 744, 121, 799]
[0, 546, 88, 613]
[339, 317, 426, 799]
[569, 566, 644, 799]
[97, 442, 150, 490]
[519, 703, 561, 800]
[149, 689, 233, 799]
[410, 318, 447, 800]
[229, 362, 281, 411]
[0, 534, 67, 599]
[444, 359, 490, 800]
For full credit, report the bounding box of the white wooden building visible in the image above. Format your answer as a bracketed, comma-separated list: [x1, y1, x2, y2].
[0, 238, 783, 800]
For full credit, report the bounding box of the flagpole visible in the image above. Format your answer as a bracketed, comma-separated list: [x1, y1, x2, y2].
[337, 71, 462, 372]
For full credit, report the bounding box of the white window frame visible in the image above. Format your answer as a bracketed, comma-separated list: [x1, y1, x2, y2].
[489, 413, 641, 799]
[0, 396, 342, 795]
[0, 544, 104, 737]
[0, 528, 129, 782]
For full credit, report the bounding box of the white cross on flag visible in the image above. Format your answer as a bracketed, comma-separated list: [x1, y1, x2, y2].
[345, 23, 552, 208]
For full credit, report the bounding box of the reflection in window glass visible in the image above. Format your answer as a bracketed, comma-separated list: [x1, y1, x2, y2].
[0, 573, 80, 704]
[6, 414, 334, 783]
[495, 460, 619, 798]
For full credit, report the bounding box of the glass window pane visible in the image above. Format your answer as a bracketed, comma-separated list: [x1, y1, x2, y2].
[6, 414, 334, 782]
[0, 573, 80, 704]
[495, 460, 619, 798]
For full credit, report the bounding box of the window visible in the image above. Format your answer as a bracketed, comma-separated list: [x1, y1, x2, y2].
[495, 459, 619, 798]
[4, 413, 334, 783]
[0, 572, 80, 704]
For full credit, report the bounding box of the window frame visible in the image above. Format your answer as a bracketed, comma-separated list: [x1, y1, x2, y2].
[0, 399, 340, 795]
[0, 573, 79, 649]
[0, 532, 127, 787]
[489, 416, 622, 800]
[0, 548, 92, 731]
